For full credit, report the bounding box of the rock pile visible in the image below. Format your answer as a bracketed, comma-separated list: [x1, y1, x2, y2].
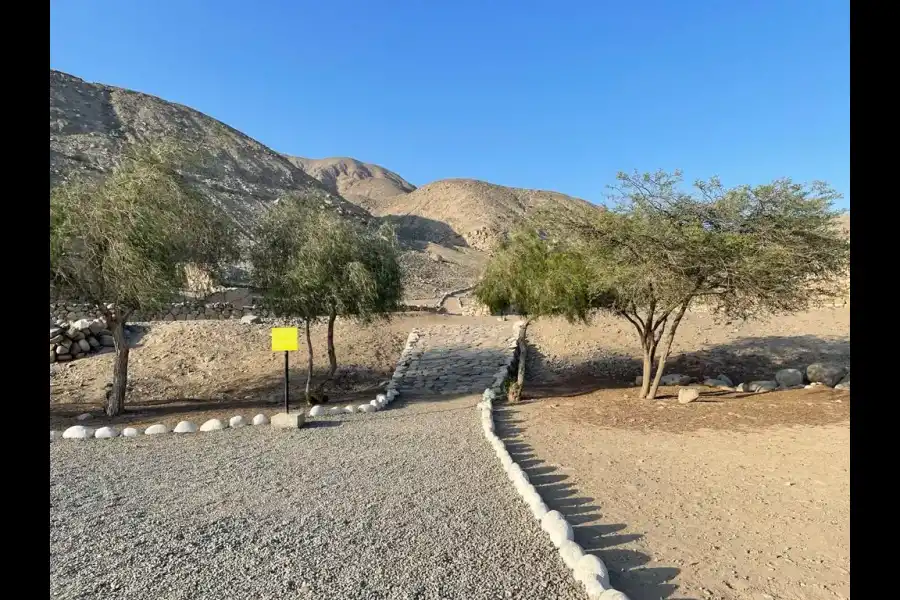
[50, 318, 115, 363]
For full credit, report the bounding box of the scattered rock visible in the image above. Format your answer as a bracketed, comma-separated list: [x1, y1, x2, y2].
[703, 378, 730, 388]
[678, 387, 700, 404]
[716, 373, 734, 387]
[806, 363, 848, 387]
[199, 419, 225, 432]
[144, 424, 168, 435]
[748, 380, 778, 393]
[834, 374, 850, 391]
[660, 373, 691, 386]
[775, 368, 804, 388]
[173, 421, 198, 433]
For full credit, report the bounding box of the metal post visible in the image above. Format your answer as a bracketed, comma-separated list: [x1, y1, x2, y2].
[283, 350, 290, 413]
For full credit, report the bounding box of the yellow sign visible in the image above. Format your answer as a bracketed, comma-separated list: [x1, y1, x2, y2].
[271, 327, 299, 352]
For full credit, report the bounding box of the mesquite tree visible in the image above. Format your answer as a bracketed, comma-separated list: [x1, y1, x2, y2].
[50, 144, 239, 416]
[476, 170, 850, 400]
[250, 198, 402, 402]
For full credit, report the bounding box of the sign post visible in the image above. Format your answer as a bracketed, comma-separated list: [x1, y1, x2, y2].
[271, 327, 299, 413]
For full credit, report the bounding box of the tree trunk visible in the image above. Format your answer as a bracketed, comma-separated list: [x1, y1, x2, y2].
[325, 311, 337, 383]
[106, 319, 129, 417]
[304, 319, 313, 404]
[647, 300, 691, 400]
[639, 347, 652, 399]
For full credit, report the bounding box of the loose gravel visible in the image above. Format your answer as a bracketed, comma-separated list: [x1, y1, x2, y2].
[50, 395, 584, 600]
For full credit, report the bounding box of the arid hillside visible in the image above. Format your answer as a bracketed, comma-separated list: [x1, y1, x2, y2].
[366, 178, 599, 252]
[284, 156, 416, 210]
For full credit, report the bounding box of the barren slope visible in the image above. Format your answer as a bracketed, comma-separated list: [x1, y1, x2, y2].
[284, 156, 416, 210]
[368, 179, 599, 251]
[50, 70, 368, 239]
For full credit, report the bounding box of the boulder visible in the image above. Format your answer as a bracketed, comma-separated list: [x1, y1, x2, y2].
[229, 415, 247, 428]
[50, 327, 63, 338]
[240, 314, 261, 325]
[77, 339, 91, 353]
[99, 335, 115, 347]
[87, 336, 100, 349]
[678, 388, 700, 404]
[703, 378, 730, 388]
[199, 419, 226, 432]
[660, 374, 691, 386]
[173, 421, 198, 433]
[716, 373, 734, 387]
[748, 380, 778, 393]
[735, 383, 748, 392]
[775, 368, 804, 388]
[95, 427, 119, 439]
[308, 405, 326, 417]
[72, 318, 93, 331]
[50, 334, 65, 344]
[834, 374, 850, 391]
[251, 414, 269, 426]
[806, 363, 848, 387]
[89, 320, 106, 335]
[144, 424, 168, 435]
[122, 427, 139, 437]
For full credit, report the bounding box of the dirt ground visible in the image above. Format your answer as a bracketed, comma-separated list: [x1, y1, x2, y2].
[507, 305, 850, 600]
[48, 313, 497, 430]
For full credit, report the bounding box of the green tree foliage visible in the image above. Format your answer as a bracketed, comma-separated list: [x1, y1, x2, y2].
[50, 143, 239, 416]
[476, 169, 850, 400]
[250, 198, 403, 402]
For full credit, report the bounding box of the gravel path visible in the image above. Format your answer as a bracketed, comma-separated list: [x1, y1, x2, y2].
[50, 396, 584, 600]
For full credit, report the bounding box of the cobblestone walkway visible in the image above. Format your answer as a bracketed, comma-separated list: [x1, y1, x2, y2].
[395, 322, 515, 395]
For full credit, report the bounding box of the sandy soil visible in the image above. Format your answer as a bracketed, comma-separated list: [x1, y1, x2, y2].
[506, 305, 850, 599]
[527, 305, 850, 386]
[48, 313, 504, 430]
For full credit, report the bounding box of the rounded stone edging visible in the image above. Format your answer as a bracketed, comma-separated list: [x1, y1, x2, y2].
[50, 330, 422, 441]
[476, 321, 631, 600]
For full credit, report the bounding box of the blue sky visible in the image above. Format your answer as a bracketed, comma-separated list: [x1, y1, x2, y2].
[50, 0, 849, 208]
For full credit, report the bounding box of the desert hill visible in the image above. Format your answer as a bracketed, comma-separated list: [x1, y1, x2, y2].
[365, 178, 598, 252]
[50, 70, 367, 239]
[283, 156, 416, 211]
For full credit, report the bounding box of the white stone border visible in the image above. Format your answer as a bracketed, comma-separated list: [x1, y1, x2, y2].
[51, 329, 424, 441]
[476, 320, 631, 600]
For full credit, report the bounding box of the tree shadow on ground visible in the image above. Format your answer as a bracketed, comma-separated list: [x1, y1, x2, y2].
[526, 334, 850, 395]
[493, 408, 693, 600]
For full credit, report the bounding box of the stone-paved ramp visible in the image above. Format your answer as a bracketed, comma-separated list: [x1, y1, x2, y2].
[395, 322, 514, 396]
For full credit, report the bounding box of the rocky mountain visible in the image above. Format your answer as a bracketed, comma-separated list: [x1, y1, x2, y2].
[365, 178, 598, 252]
[48, 69, 598, 300]
[50, 70, 367, 239]
[283, 156, 416, 211]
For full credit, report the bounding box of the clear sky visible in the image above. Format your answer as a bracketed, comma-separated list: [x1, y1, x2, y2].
[50, 0, 850, 208]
